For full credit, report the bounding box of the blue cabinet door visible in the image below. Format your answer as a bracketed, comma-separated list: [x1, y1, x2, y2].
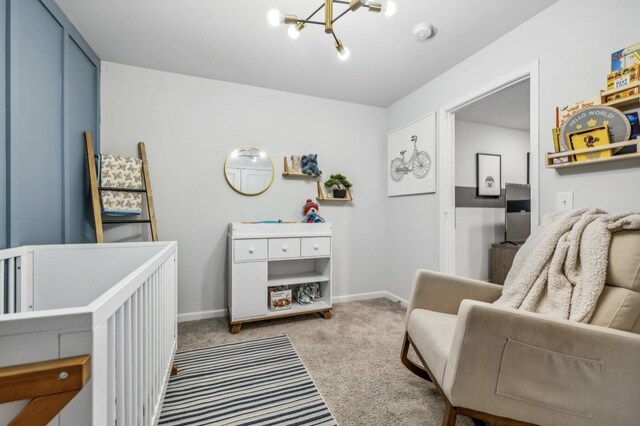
[0, 0, 6, 248]
[66, 36, 98, 243]
[6, 0, 99, 246]
[9, 0, 65, 246]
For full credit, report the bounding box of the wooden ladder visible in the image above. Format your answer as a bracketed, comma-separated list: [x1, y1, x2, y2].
[84, 132, 158, 243]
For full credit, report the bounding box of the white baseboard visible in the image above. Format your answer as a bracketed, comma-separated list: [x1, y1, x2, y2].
[384, 291, 409, 307]
[178, 308, 227, 323]
[177, 291, 409, 322]
[331, 291, 388, 304]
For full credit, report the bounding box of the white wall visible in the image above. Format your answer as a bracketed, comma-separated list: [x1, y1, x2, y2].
[455, 121, 529, 188]
[454, 120, 529, 280]
[100, 62, 388, 319]
[386, 0, 640, 300]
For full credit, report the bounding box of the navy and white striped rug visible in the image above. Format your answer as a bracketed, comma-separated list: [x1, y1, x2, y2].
[159, 335, 337, 426]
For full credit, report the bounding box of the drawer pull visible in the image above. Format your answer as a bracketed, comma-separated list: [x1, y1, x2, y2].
[248, 247, 255, 254]
[282, 246, 288, 252]
[314, 245, 319, 250]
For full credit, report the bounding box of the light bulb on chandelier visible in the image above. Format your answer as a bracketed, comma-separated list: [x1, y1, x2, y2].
[335, 40, 350, 61]
[267, 9, 282, 27]
[383, 1, 397, 17]
[288, 22, 306, 39]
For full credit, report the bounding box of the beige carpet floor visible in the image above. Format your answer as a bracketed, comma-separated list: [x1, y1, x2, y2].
[177, 298, 475, 426]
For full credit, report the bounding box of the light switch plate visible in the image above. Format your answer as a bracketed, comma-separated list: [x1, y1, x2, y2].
[556, 192, 574, 212]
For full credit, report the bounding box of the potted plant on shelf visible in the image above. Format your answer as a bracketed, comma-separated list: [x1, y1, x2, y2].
[324, 173, 352, 198]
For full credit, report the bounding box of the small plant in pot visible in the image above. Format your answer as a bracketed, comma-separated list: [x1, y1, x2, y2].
[324, 173, 352, 198]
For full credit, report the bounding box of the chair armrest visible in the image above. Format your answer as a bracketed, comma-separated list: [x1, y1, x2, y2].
[443, 300, 640, 426]
[405, 269, 502, 326]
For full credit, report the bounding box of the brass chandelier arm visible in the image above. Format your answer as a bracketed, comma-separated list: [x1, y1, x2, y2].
[294, 1, 378, 28]
[324, 0, 333, 33]
[304, 4, 326, 23]
[297, 20, 325, 25]
[332, 7, 351, 23]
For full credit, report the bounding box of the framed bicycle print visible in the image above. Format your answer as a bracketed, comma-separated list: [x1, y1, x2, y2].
[388, 113, 436, 197]
[476, 153, 501, 197]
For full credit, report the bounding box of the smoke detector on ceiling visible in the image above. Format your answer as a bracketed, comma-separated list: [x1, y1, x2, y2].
[412, 23, 434, 42]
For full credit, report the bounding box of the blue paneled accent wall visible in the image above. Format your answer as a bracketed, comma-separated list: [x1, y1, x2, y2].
[2, 0, 99, 248]
[0, 0, 7, 248]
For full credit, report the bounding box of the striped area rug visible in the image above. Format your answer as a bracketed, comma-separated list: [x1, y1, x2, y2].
[159, 335, 337, 426]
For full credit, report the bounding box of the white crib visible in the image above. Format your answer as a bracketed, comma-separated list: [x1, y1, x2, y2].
[0, 241, 178, 425]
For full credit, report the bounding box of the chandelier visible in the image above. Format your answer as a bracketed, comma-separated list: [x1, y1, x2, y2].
[267, 0, 396, 60]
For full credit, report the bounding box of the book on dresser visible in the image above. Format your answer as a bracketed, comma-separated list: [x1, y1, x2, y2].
[227, 222, 333, 333]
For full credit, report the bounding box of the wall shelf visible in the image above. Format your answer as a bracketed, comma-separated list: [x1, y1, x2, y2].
[282, 156, 320, 178]
[546, 138, 640, 169]
[316, 181, 353, 202]
[601, 82, 640, 110]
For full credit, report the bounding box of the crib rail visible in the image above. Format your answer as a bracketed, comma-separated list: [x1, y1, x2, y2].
[92, 244, 177, 425]
[0, 242, 177, 426]
[0, 247, 33, 315]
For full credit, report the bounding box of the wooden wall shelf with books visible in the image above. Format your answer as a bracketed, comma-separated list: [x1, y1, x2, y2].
[316, 182, 353, 202]
[601, 82, 640, 110]
[546, 138, 640, 169]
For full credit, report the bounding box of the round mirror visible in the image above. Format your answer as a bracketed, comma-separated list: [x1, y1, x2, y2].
[224, 146, 275, 195]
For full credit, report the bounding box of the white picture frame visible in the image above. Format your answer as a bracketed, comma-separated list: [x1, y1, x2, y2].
[387, 113, 436, 196]
[476, 153, 501, 197]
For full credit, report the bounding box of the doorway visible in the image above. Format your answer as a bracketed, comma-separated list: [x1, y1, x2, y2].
[437, 62, 539, 277]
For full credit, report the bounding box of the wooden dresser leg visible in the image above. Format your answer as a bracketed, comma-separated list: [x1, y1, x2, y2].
[230, 323, 242, 334]
[321, 310, 332, 320]
[171, 363, 178, 376]
[442, 402, 457, 426]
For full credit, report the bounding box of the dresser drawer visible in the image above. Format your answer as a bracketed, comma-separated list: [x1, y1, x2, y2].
[234, 239, 267, 262]
[268, 238, 301, 259]
[301, 237, 331, 257]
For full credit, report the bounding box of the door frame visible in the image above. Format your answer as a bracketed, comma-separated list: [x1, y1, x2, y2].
[437, 61, 540, 274]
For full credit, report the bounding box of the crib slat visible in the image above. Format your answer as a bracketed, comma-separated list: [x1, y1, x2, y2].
[142, 283, 149, 424]
[135, 289, 142, 425]
[137, 288, 144, 425]
[158, 269, 165, 370]
[8, 258, 15, 313]
[131, 293, 138, 425]
[124, 299, 133, 426]
[108, 316, 116, 425]
[153, 271, 160, 406]
[116, 307, 125, 425]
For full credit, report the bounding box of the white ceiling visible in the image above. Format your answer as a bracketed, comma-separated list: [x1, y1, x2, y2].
[54, 0, 557, 107]
[456, 80, 531, 131]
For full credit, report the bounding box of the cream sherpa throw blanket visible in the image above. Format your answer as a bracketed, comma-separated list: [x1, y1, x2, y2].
[494, 208, 640, 323]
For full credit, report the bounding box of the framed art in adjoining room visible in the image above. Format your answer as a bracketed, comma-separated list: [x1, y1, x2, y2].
[476, 153, 501, 197]
[387, 113, 436, 197]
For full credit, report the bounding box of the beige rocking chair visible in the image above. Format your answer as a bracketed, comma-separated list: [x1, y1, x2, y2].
[402, 230, 640, 426]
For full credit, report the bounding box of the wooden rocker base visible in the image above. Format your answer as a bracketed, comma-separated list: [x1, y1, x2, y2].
[401, 332, 535, 426]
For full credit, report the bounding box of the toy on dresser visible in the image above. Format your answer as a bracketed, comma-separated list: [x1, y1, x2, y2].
[302, 199, 325, 223]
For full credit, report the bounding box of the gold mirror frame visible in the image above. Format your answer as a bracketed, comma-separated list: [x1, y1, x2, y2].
[224, 146, 275, 196]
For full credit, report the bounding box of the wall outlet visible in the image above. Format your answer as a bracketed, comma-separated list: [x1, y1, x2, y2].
[556, 191, 574, 212]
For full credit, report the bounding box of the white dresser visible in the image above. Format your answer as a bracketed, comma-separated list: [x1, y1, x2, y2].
[227, 222, 333, 333]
